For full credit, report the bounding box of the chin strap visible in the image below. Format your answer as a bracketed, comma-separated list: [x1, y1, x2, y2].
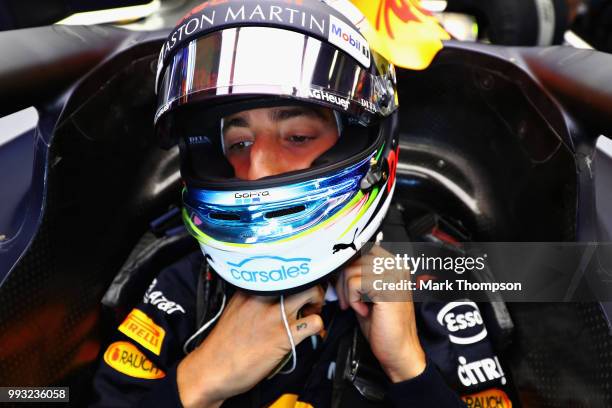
[334, 110, 344, 137]
[219, 117, 228, 155]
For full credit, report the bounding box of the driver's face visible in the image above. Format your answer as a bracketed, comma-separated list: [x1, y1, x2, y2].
[222, 106, 339, 180]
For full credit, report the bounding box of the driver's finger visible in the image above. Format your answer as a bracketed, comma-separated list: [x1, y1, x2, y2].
[290, 314, 324, 345]
[340, 261, 364, 310]
[283, 285, 325, 317]
[346, 275, 369, 317]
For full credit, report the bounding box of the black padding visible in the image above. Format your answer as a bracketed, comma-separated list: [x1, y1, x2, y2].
[0, 0, 151, 30]
[0, 25, 128, 116]
[519, 46, 612, 135]
[311, 124, 376, 167]
[101, 230, 197, 312]
[446, 0, 567, 45]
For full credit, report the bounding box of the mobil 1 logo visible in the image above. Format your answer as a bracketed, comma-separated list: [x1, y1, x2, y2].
[328, 15, 370, 68]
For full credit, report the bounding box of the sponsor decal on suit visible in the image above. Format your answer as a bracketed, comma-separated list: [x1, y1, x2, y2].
[119, 309, 166, 356]
[457, 355, 507, 387]
[268, 393, 314, 408]
[144, 279, 186, 315]
[436, 301, 487, 345]
[103, 341, 165, 379]
[462, 388, 512, 408]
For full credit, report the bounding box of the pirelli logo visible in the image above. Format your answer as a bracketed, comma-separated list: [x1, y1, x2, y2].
[119, 309, 165, 356]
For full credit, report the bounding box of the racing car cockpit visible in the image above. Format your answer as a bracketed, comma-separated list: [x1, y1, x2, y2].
[1, 3, 612, 406]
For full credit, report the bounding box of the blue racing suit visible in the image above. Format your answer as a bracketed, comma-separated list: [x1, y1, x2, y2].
[91, 211, 517, 407]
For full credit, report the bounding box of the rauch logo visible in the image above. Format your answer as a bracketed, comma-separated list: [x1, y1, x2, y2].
[227, 256, 311, 283]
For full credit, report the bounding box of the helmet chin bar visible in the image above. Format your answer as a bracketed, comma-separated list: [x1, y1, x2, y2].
[192, 182, 396, 295]
[226, 237, 378, 297]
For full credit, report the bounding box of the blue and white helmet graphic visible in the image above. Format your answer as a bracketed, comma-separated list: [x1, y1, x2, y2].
[154, 0, 400, 293]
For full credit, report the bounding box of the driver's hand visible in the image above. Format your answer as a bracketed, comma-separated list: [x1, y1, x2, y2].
[177, 286, 324, 408]
[335, 245, 427, 383]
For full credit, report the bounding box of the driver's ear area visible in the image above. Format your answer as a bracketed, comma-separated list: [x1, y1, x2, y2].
[178, 135, 236, 182]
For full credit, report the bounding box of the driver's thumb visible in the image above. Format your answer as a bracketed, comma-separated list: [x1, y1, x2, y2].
[290, 314, 324, 344]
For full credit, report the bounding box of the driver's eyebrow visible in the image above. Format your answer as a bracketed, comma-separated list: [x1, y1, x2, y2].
[222, 116, 249, 133]
[223, 107, 329, 134]
[271, 107, 328, 122]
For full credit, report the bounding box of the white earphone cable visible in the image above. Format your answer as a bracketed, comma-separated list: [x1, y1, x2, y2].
[278, 294, 297, 374]
[183, 293, 227, 354]
[183, 293, 297, 376]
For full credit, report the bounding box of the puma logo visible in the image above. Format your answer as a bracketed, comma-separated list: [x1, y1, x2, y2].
[332, 229, 359, 254]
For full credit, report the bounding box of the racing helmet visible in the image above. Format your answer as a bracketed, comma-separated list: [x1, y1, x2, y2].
[154, 0, 400, 294]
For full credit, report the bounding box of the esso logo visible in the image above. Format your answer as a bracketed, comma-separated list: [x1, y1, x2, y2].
[436, 301, 487, 345]
[444, 309, 483, 332]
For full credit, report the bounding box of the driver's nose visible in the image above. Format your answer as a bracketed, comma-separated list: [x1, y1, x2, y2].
[246, 134, 285, 180]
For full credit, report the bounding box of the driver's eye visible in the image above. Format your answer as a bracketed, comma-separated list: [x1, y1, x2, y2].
[228, 140, 253, 152]
[287, 135, 315, 144]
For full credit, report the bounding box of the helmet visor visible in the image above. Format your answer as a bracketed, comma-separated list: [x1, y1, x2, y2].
[155, 26, 395, 125]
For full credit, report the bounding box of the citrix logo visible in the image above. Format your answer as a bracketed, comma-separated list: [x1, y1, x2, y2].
[227, 256, 311, 283]
[457, 355, 507, 387]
